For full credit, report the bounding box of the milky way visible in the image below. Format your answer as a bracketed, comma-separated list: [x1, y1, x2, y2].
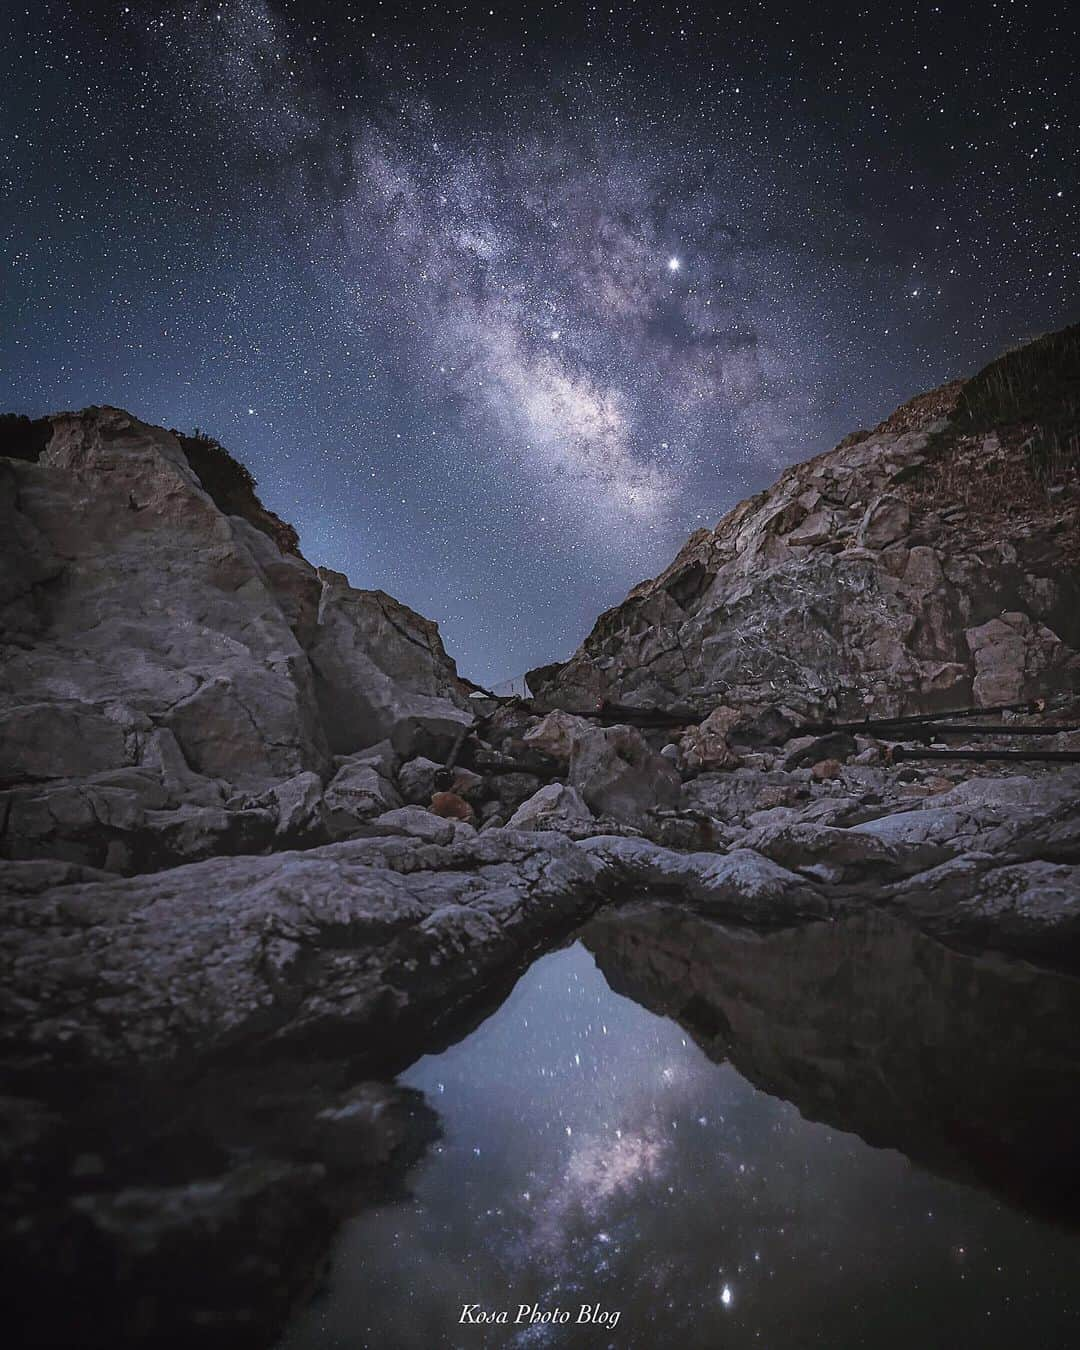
[3, 1, 1077, 684]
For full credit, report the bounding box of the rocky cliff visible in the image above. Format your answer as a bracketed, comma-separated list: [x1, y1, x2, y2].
[528, 325, 1080, 721]
[3, 357, 1080, 1348]
[0, 406, 473, 872]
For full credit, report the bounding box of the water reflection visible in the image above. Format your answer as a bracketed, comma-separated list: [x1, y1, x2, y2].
[280, 909, 1080, 1349]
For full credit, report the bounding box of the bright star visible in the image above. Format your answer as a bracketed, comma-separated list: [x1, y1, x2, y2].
[667, 256, 681, 271]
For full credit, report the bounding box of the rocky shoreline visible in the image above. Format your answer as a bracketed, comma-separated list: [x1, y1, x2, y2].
[2, 326, 1079, 1345]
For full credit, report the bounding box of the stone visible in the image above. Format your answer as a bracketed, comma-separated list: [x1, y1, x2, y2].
[569, 724, 682, 827]
[678, 705, 743, 774]
[856, 493, 910, 549]
[306, 567, 473, 757]
[811, 758, 843, 781]
[785, 732, 857, 770]
[264, 771, 326, 841]
[366, 805, 458, 845]
[322, 759, 401, 838]
[429, 791, 473, 822]
[397, 756, 445, 805]
[521, 709, 593, 764]
[506, 783, 594, 832]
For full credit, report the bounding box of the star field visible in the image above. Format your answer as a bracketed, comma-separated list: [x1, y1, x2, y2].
[278, 942, 1080, 1349]
[2, 1, 1077, 685]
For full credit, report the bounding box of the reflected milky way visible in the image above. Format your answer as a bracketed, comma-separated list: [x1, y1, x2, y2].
[279, 936, 1080, 1349]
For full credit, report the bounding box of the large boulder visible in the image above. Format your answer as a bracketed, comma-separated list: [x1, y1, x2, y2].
[307, 569, 472, 757]
[521, 710, 593, 765]
[568, 724, 682, 827]
[506, 783, 595, 833]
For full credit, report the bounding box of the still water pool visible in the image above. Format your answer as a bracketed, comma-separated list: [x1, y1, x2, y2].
[280, 910, 1080, 1349]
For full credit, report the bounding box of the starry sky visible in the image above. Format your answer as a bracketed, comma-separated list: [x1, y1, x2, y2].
[3, 1, 1078, 686]
[279, 940, 1080, 1349]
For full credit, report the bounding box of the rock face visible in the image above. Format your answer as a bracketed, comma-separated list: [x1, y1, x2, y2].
[0, 407, 472, 871]
[528, 326, 1080, 721]
[568, 723, 682, 827]
[3, 352, 1080, 1348]
[582, 903, 1080, 1220]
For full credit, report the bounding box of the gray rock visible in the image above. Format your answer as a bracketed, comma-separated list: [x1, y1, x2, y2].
[526, 355, 1080, 723]
[397, 756, 445, 805]
[521, 709, 593, 764]
[569, 724, 682, 827]
[306, 567, 473, 757]
[742, 819, 948, 883]
[364, 805, 460, 845]
[322, 759, 402, 838]
[0, 407, 471, 871]
[578, 835, 829, 923]
[506, 783, 594, 832]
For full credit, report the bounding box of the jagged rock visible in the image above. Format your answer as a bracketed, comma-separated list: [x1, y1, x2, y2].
[856, 493, 910, 548]
[741, 818, 948, 884]
[521, 709, 592, 764]
[262, 771, 326, 842]
[506, 783, 594, 832]
[306, 568, 473, 758]
[678, 705, 742, 774]
[965, 611, 1074, 707]
[365, 805, 461, 845]
[569, 723, 682, 827]
[0, 830, 606, 1070]
[0, 407, 473, 872]
[322, 758, 402, 838]
[397, 756, 444, 805]
[140, 804, 277, 865]
[886, 854, 1080, 965]
[528, 329, 1080, 722]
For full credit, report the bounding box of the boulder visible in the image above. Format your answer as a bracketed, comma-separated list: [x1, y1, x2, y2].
[521, 709, 593, 764]
[785, 732, 857, 770]
[397, 756, 445, 805]
[322, 759, 401, 838]
[569, 724, 682, 827]
[307, 568, 472, 757]
[506, 783, 594, 833]
[678, 706, 743, 774]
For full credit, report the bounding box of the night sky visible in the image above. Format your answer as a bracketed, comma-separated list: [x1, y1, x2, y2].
[3, 2, 1078, 686]
[279, 941, 1080, 1349]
